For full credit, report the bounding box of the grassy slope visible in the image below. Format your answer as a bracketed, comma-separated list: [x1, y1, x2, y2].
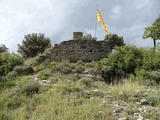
[0, 61, 160, 120]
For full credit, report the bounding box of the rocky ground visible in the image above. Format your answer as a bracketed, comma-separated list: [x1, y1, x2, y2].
[1, 61, 160, 120]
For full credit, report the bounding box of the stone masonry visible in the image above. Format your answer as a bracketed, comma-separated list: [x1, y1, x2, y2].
[72, 32, 83, 40]
[37, 39, 112, 63]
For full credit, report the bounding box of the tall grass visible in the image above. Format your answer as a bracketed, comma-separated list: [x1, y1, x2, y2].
[30, 90, 112, 120]
[109, 80, 145, 100]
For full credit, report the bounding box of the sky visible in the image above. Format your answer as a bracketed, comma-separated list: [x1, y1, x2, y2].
[0, 0, 160, 52]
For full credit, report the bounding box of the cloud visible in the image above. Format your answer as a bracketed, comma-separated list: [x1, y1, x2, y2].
[0, 0, 159, 52]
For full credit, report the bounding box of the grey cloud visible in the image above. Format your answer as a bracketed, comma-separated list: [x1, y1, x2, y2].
[0, 0, 159, 52]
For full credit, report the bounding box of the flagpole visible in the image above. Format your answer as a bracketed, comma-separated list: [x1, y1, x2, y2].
[95, 20, 97, 38]
[95, 6, 98, 38]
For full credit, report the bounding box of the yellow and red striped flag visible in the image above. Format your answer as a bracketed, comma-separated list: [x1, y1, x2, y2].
[96, 8, 108, 35]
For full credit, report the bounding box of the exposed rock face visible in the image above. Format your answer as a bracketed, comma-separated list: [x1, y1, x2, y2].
[37, 39, 112, 63]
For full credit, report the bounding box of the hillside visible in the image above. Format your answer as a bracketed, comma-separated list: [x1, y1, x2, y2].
[0, 57, 160, 120]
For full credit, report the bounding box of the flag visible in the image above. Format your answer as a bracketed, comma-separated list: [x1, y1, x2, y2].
[96, 8, 108, 35]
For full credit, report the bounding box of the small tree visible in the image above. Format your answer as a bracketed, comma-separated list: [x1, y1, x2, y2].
[143, 16, 160, 50]
[18, 33, 51, 58]
[0, 44, 8, 53]
[104, 33, 125, 49]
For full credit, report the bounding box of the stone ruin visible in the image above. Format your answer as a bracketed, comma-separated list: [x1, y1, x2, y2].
[72, 32, 83, 40]
[37, 32, 112, 63]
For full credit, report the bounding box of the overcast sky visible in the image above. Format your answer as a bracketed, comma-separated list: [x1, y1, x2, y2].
[0, 0, 160, 52]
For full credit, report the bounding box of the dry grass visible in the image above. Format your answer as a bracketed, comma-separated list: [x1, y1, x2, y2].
[109, 80, 145, 100]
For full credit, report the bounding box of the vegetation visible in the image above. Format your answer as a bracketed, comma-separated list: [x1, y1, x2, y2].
[18, 78, 40, 95]
[18, 33, 51, 58]
[0, 44, 8, 53]
[38, 69, 52, 80]
[143, 16, 160, 49]
[0, 58, 160, 120]
[6, 71, 18, 81]
[81, 34, 97, 40]
[107, 45, 160, 77]
[108, 45, 142, 76]
[104, 33, 125, 49]
[13, 65, 34, 75]
[1, 17, 160, 119]
[0, 52, 24, 76]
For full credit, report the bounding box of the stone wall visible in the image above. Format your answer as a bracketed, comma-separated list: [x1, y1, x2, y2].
[37, 39, 112, 63]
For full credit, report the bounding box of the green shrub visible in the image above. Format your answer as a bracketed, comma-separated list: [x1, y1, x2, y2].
[108, 45, 160, 77]
[146, 89, 160, 106]
[76, 60, 85, 66]
[101, 66, 120, 84]
[79, 77, 93, 87]
[132, 70, 160, 85]
[19, 79, 40, 95]
[141, 48, 160, 70]
[47, 61, 58, 68]
[73, 64, 85, 74]
[93, 58, 108, 74]
[35, 62, 47, 72]
[148, 71, 160, 83]
[0, 81, 15, 89]
[133, 69, 150, 82]
[0, 76, 6, 82]
[13, 65, 34, 75]
[0, 96, 21, 109]
[0, 52, 24, 76]
[108, 45, 143, 76]
[104, 33, 125, 49]
[18, 33, 51, 58]
[52, 62, 74, 74]
[0, 44, 8, 53]
[38, 70, 52, 80]
[6, 71, 18, 81]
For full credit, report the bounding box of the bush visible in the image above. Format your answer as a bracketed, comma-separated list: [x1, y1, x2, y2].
[148, 71, 160, 83]
[0, 44, 8, 53]
[134, 69, 149, 80]
[141, 49, 160, 70]
[93, 58, 108, 74]
[101, 66, 120, 84]
[108, 45, 142, 76]
[6, 71, 18, 81]
[131, 69, 160, 85]
[19, 79, 40, 95]
[73, 64, 85, 74]
[104, 33, 125, 49]
[79, 77, 93, 87]
[108, 46, 160, 75]
[108, 45, 160, 83]
[147, 90, 160, 106]
[0, 76, 6, 82]
[0, 52, 24, 76]
[13, 65, 34, 75]
[52, 62, 74, 74]
[18, 33, 51, 58]
[38, 70, 52, 80]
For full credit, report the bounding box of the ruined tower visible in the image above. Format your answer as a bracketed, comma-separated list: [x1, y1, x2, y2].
[72, 32, 83, 40]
